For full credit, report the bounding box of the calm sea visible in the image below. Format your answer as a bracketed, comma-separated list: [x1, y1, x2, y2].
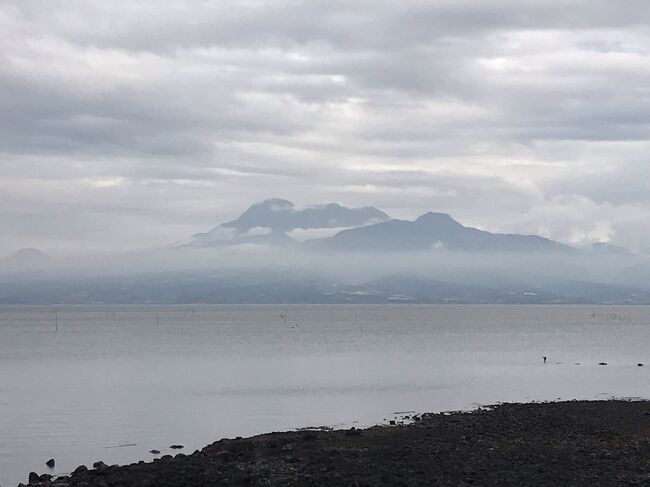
[1, 304, 649, 486]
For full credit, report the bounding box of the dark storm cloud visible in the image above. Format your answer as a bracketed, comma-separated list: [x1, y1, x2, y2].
[1, 0, 650, 255]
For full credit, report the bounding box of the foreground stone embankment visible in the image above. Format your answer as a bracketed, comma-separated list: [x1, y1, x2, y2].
[19, 400, 650, 486]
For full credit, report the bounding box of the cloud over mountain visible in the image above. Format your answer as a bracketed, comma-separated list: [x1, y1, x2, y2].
[191, 199, 389, 246]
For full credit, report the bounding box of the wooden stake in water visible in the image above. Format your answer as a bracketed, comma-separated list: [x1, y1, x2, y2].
[282, 305, 288, 325]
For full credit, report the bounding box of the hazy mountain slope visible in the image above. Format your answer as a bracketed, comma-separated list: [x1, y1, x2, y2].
[191, 199, 389, 246]
[221, 199, 388, 232]
[315, 212, 574, 253]
[6, 270, 649, 304]
[0, 248, 52, 273]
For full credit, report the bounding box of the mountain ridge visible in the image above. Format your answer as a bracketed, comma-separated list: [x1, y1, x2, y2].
[191, 199, 575, 253]
[190, 198, 389, 247]
[312, 211, 574, 253]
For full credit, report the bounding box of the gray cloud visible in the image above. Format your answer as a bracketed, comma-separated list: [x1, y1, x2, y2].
[1, 0, 650, 256]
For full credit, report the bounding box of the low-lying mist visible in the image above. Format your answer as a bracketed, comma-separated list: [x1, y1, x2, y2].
[1, 243, 649, 304]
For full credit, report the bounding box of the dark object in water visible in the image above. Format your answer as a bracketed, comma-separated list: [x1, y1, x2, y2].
[150, 449, 160, 454]
[170, 445, 184, 450]
[638, 363, 644, 367]
[105, 443, 137, 449]
[45, 458, 55, 468]
[543, 356, 547, 364]
[599, 362, 608, 366]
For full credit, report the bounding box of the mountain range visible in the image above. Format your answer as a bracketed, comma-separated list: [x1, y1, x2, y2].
[190, 198, 573, 253]
[311, 211, 573, 253]
[191, 198, 389, 247]
[2, 199, 648, 305]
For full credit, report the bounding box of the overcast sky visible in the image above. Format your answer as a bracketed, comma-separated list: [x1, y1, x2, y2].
[2, 0, 650, 256]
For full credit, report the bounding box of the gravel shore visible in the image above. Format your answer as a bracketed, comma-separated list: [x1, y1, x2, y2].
[19, 400, 650, 486]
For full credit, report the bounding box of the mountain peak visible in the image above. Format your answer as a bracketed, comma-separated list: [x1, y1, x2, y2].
[317, 211, 573, 253]
[415, 212, 462, 227]
[1, 248, 52, 272]
[191, 199, 390, 246]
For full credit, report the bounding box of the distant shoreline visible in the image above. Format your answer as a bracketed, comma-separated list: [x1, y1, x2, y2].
[19, 399, 650, 486]
[3, 302, 650, 306]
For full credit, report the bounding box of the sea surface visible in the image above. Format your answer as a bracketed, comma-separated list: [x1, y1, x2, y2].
[1, 304, 650, 486]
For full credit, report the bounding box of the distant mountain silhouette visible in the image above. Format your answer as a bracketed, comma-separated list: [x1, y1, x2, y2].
[190, 200, 574, 252]
[313, 212, 574, 253]
[191, 198, 389, 246]
[0, 248, 52, 272]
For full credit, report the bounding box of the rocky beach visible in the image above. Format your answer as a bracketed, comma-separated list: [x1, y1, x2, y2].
[17, 400, 650, 486]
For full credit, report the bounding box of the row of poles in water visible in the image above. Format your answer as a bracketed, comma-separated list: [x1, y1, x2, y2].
[49, 307, 290, 330]
[50, 309, 192, 330]
[46, 307, 628, 331]
[50, 309, 161, 330]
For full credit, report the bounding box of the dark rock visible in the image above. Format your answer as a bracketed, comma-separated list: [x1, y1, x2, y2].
[93, 461, 108, 470]
[46, 458, 55, 468]
[638, 363, 644, 367]
[28, 472, 39, 483]
[72, 465, 88, 475]
[17, 401, 650, 486]
[149, 449, 160, 454]
[599, 362, 608, 366]
[170, 444, 184, 449]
